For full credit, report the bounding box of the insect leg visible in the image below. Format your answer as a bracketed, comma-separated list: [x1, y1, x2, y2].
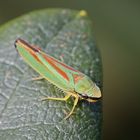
[31, 76, 44, 81]
[41, 93, 71, 101]
[64, 94, 79, 120]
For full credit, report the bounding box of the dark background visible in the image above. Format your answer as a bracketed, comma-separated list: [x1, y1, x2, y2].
[0, 0, 140, 139]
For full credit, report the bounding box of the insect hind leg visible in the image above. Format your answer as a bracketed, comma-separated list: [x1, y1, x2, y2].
[41, 91, 79, 120]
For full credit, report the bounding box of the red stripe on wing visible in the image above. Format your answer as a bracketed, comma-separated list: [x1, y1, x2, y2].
[73, 74, 84, 84]
[16, 39, 42, 64]
[27, 46, 43, 64]
[42, 54, 69, 81]
[45, 54, 79, 72]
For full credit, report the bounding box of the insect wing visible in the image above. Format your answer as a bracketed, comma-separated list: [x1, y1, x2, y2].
[15, 39, 74, 90]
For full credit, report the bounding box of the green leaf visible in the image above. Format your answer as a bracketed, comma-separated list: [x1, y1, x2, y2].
[0, 9, 102, 140]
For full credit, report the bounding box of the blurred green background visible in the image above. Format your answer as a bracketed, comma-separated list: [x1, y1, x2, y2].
[0, 0, 140, 139]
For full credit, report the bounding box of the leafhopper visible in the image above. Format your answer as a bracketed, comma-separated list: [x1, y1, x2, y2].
[15, 39, 101, 119]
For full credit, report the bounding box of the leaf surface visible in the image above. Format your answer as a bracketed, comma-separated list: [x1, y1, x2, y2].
[0, 9, 102, 140]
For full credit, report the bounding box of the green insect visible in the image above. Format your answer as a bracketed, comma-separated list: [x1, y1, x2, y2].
[15, 38, 101, 119]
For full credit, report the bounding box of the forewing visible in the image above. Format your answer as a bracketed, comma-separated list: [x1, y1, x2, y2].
[15, 39, 73, 91]
[39, 51, 85, 85]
